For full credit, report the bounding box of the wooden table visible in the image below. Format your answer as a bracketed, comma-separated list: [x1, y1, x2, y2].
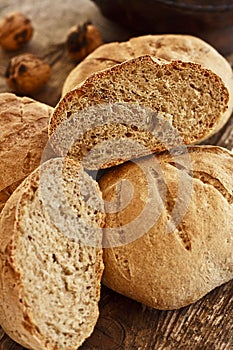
[0, 1, 232, 349]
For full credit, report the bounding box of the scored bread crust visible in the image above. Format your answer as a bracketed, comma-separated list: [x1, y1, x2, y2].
[99, 145, 233, 310]
[62, 34, 233, 134]
[0, 92, 54, 212]
[49, 55, 229, 170]
[0, 158, 104, 350]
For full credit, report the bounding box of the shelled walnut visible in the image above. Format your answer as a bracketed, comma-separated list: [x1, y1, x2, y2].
[66, 21, 103, 62]
[5, 53, 51, 95]
[0, 12, 33, 51]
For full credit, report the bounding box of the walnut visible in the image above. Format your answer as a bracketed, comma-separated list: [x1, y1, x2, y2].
[5, 53, 51, 95]
[66, 22, 103, 62]
[0, 12, 33, 51]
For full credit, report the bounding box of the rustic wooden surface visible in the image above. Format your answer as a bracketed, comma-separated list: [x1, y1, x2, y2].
[0, 1, 233, 350]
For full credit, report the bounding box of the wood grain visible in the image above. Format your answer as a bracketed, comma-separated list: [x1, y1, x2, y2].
[81, 281, 233, 350]
[0, 1, 233, 349]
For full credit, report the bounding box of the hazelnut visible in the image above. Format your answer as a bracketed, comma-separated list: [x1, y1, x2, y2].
[66, 22, 103, 62]
[0, 12, 33, 51]
[5, 53, 51, 95]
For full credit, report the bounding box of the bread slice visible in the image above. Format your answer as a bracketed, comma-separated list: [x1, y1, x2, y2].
[62, 34, 233, 108]
[99, 145, 233, 310]
[49, 55, 229, 170]
[0, 158, 104, 350]
[0, 92, 55, 212]
[62, 34, 233, 135]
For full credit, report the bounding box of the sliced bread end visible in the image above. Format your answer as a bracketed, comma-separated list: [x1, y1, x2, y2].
[0, 158, 104, 350]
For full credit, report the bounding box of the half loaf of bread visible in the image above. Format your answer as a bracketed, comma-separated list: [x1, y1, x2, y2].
[62, 34, 233, 136]
[62, 34, 233, 118]
[50, 55, 229, 170]
[0, 92, 54, 212]
[99, 145, 233, 310]
[0, 158, 104, 350]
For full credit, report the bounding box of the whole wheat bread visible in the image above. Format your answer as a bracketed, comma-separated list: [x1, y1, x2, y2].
[49, 55, 229, 170]
[0, 158, 104, 350]
[99, 145, 233, 310]
[62, 35, 233, 117]
[0, 93, 55, 212]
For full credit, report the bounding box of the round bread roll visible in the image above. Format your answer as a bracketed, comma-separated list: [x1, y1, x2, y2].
[0, 158, 104, 350]
[99, 145, 233, 310]
[50, 55, 229, 170]
[0, 92, 54, 211]
[62, 34, 233, 135]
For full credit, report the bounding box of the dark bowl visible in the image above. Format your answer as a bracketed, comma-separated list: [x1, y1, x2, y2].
[92, 0, 233, 54]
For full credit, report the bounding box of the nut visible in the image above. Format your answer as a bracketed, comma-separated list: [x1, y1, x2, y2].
[5, 53, 51, 95]
[66, 21, 103, 62]
[0, 12, 33, 51]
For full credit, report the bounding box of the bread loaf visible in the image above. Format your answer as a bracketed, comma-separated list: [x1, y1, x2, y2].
[49, 55, 229, 170]
[62, 34, 233, 136]
[0, 92, 54, 211]
[0, 158, 104, 350]
[99, 145, 233, 310]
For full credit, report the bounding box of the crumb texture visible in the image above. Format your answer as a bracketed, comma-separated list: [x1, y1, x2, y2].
[50, 56, 229, 170]
[0, 158, 104, 350]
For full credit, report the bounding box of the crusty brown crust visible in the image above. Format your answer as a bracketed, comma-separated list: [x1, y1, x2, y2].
[0, 92, 55, 212]
[0, 178, 44, 349]
[62, 34, 233, 135]
[0, 158, 104, 350]
[99, 145, 233, 310]
[49, 55, 229, 170]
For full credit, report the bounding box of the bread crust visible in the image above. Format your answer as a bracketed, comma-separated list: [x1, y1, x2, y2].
[0, 177, 45, 349]
[99, 145, 233, 310]
[62, 34, 233, 134]
[0, 93, 54, 212]
[0, 158, 104, 350]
